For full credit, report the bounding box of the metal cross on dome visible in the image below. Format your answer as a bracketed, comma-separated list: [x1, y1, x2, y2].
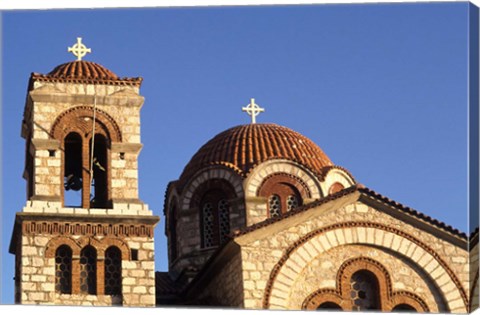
[242, 98, 265, 124]
[68, 37, 91, 61]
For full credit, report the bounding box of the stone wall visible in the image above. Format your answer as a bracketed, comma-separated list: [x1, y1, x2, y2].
[18, 228, 156, 307]
[169, 167, 245, 276]
[194, 250, 244, 307]
[235, 197, 469, 312]
[26, 81, 145, 210]
[470, 241, 479, 311]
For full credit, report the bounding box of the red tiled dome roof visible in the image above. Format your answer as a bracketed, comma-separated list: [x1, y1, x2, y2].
[47, 60, 119, 80]
[30, 60, 142, 86]
[179, 123, 333, 184]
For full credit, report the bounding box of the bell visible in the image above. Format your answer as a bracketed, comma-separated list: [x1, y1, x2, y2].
[64, 174, 82, 191]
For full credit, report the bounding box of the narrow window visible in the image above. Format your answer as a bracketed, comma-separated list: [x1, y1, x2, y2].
[90, 134, 108, 208]
[218, 199, 230, 243]
[392, 304, 417, 312]
[55, 245, 72, 294]
[268, 194, 281, 217]
[202, 202, 215, 248]
[80, 246, 97, 295]
[286, 194, 298, 212]
[259, 174, 306, 218]
[350, 270, 380, 311]
[64, 133, 83, 207]
[198, 183, 235, 249]
[104, 246, 122, 296]
[317, 302, 342, 310]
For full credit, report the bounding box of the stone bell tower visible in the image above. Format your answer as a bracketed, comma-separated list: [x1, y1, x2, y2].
[9, 38, 160, 307]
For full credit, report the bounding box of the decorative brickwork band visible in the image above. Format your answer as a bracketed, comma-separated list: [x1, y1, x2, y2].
[302, 257, 429, 312]
[23, 221, 154, 238]
[262, 221, 467, 311]
[45, 236, 131, 260]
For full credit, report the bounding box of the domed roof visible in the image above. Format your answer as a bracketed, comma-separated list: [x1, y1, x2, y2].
[179, 123, 333, 185]
[48, 60, 119, 80]
[30, 60, 142, 86]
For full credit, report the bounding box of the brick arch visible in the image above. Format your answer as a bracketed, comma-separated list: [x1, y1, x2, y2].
[77, 237, 103, 256]
[302, 257, 429, 312]
[258, 172, 311, 198]
[102, 237, 130, 260]
[45, 236, 82, 258]
[181, 167, 244, 211]
[245, 160, 323, 199]
[322, 167, 356, 196]
[263, 222, 467, 312]
[74, 237, 130, 259]
[51, 105, 122, 142]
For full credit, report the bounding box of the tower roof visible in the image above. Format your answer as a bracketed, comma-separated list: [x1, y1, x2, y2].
[179, 123, 334, 184]
[30, 60, 142, 86]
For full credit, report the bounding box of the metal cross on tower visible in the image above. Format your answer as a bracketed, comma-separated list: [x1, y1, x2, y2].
[242, 98, 265, 124]
[68, 37, 92, 61]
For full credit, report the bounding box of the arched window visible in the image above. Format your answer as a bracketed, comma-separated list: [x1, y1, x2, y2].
[64, 132, 83, 207]
[350, 270, 380, 311]
[259, 173, 308, 218]
[55, 245, 72, 294]
[80, 246, 97, 295]
[268, 194, 281, 217]
[104, 246, 122, 296]
[392, 304, 417, 312]
[317, 302, 342, 310]
[54, 107, 118, 209]
[90, 135, 108, 208]
[329, 182, 345, 195]
[201, 189, 231, 248]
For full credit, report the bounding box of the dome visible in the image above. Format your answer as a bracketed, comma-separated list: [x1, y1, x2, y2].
[30, 60, 142, 86]
[179, 123, 334, 184]
[47, 60, 119, 80]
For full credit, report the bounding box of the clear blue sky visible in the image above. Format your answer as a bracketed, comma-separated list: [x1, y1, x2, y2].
[1, 2, 473, 304]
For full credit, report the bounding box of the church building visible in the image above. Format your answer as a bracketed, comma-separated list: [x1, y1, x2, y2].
[9, 39, 477, 312]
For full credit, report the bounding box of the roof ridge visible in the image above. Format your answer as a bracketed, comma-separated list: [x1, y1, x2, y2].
[231, 184, 467, 240]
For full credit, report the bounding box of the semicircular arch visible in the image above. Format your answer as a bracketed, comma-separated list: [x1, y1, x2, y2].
[263, 222, 467, 312]
[51, 105, 122, 142]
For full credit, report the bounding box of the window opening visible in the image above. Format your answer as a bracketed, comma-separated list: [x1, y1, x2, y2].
[80, 246, 97, 295]
[268, 194, 281, 217]
[131, 249, 139, 261]
[350, 270, 380, 311]
[105, 247, 122, 296]
[286, 194, 298, 212]
[64, 133, 83, 207]
[317, 302, 342, 310]
[89, 135, 108, 208]
[392, 304, 416, 312]
[218, 199, 230, 243]
[202, 202, 215, 247]
[55, 245, 72, 294]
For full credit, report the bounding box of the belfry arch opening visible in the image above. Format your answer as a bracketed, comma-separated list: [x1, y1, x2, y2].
[64, 132, 83, 207]
[90, 134, 109, 208]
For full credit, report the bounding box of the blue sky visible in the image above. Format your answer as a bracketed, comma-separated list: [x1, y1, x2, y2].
[0, 2, 474, 304]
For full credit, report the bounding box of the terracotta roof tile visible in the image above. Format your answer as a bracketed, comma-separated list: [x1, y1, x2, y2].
[178, 123, 334, 189]
[30, 60, 142, 86]
[232, 184, 467, 240]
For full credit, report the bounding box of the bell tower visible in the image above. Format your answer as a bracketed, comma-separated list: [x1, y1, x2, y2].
[9, 38, 160, 307]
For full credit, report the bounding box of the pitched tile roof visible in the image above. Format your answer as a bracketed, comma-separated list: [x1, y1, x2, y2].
[232, 184, 467, 240]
